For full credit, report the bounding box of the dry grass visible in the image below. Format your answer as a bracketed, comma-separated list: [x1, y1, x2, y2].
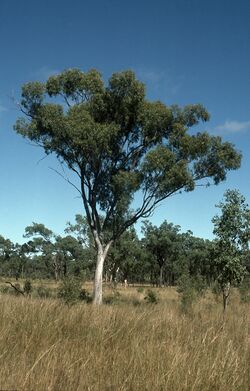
[0, 287, 249, 391]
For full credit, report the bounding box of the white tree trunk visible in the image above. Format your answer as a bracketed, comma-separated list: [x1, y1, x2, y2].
[93, 241, 112, 305]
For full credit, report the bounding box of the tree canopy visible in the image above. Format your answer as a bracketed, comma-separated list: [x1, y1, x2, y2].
[212, 189, 250, 310]
[142, 221, 181, 286]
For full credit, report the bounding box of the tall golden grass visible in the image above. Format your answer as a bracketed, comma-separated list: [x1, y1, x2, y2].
[0, 287, 249, 390]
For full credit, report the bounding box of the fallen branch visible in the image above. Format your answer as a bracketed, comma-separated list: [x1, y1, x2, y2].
[5, 281, 25, 296]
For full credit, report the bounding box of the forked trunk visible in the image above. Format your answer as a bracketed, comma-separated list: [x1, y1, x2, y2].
[93, 242, 112, 305]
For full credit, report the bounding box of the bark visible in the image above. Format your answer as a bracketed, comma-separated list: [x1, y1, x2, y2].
[63, 258, 67, 277]
[93, 241, 112, 305]
[159, 264, 164, 287]
[222, 282, 231, 312]
[52, 255, 60, 281]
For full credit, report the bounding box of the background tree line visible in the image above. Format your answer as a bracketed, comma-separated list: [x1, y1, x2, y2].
[1, 193, 249, 295]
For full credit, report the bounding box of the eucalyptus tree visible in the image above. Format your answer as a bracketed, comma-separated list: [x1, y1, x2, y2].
[212, 190, 250, 311]
[65, 214, 92, 247]
[105, 227, 141, 284]
[15, 68, 241, 304]
[24, 222, 85, 280]
[181, 234, 214, 284]
[23, 223, 59, 279]
[0, 235, 14, 261]
[56, 234, 90, 278]
[65, 214, 98, 277]
[0, 235, 17, 277]
[142, 221, 182, 286]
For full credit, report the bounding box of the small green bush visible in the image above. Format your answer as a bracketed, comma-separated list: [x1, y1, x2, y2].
[0, 285, 12, 295]
[58, 277, 82, 305]
[103, 290, 121, 305]
[177, 274, 206, 313]
[144, 289, 159, 304]
[137, 287, 144, 293]
[23, 280, 32, 295]
[239, 274, 250, 303]
[79, 288, 92, 303]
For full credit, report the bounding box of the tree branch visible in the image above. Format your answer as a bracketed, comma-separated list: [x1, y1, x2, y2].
[5, 282, 25, 296]
[49, 167, 82, 196]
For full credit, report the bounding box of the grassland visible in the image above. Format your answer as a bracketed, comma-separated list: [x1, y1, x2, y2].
[0, 284, 249, 390]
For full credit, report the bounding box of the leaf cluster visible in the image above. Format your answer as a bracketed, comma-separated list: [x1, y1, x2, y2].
[212, 190, 250, 287]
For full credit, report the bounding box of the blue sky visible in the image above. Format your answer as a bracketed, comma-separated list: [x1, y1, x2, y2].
[0, 0, 249, 243]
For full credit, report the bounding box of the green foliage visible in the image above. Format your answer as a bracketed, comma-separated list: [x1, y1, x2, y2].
[212, 253, 246, 288]
[15, 68, 242, 304]
[105, 227, 141, 283]
[211, 280, 221, 297]
[142, 220, 182, 286]
[211, 190, 249, 311]
[213, 190, 250, 250]
[65, 214, 92, 247]
[212, 190, 249, 289]
[23, 280, 32, 295]
[21, 221, 90, 281]
[0, 285, 12, 295]
[0, 235, 14, 260]
[144, 289, 159, 304]
[180, 234, 214, 285]
[24, 223, 54, 240]
[177, 274, 206, 312]
[79, 288, 92, 303]
[58, 277, 83, 305]
[238, 274, 250, 303]
[103, 290, 121, 305]
[15, 69, 241, 244]
[0, 216, 216, 286]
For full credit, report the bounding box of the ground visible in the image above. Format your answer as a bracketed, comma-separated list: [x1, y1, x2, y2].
[0, 281, 249, 390]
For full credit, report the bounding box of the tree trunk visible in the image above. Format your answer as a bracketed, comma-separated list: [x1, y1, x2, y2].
[222, 282, 231, 312]
[159, 265, 164, 287]
[53, 256, 60, 281]
[63, 258, 67, 277]
[93, 241, 112, 305]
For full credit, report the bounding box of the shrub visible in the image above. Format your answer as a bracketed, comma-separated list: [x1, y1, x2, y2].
[239, 274, 250, 303]
[58, 277, 82, 305]
[79, 288, 92, 303]
[103, 290, 121, 305]
[0, 285, 12, 295]
[144, 289, 159, 304]
[177, 274, 206, 313]
[23, 280, 32, 295]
